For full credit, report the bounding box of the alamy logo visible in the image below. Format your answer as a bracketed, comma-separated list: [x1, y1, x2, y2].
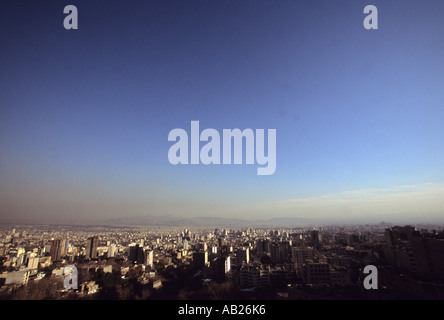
[363, 265, 378, 290]
[363, 5, 378, 30]
[64, 265, 78, 290]
[168, 121, 276, 175]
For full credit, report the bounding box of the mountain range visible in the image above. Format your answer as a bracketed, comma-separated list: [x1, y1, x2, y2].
[102, 214, 313, 228]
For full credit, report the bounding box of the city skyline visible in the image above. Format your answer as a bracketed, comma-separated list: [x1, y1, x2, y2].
[1, 0, 444, 225]
[1, 222, 444, 300]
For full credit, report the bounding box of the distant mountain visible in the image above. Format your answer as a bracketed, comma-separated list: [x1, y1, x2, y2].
[264, 217, 312, 226]
[103, 215, 195, 227]
[102, 215, 312, 228]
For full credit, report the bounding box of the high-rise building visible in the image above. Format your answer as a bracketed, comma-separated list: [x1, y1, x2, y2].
[256, 239, 271, 254]
[50, 239, 66, 261]
[235, 247, 250, 265]
[384, 226, 444, 279]
[213, 256, 231, 282]
[86, 236, 98, 259]
[311, 230, 321, 249]
[129, 244, 145, 264]
[196, 242, 207, 252]
[107, 244, 116, 258]
[291, 247, 315, 267]
[27, 256, 40, 271]
[145, 250, 154, 267]
[193, 251, 209, 268]
[269, 242, 289, 263]
[65, 239, 69, 254]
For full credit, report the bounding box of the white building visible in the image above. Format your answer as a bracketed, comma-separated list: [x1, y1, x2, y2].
[107, 244, 116, 258]
[5, 269, 30, 285]
[239, 268, 269, 288]
[27, 256, 40, 274]
[145, 250, 154, 268]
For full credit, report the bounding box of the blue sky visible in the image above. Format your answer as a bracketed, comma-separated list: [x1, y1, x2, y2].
[1, 0, 444, 224]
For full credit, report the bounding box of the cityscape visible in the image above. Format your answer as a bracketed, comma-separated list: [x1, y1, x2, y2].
[1, 221, 443, 300]
[1, 0, 444, 306]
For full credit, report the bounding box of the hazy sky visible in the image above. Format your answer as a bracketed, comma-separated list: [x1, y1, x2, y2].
[1, 0, 444, 224]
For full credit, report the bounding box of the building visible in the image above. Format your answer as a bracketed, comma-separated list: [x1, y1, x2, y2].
[193, 251, 209, 268]
[129, 244, 145, 264]
[196, 242, 208, 252]
[152, 279, 162, 289]
[291, 247, 315, 267]
[80, 281, 99, 294]
[86, 236, 98, 259]
[300, 262, 330, 284]
[213, 256, 231, 282]
[49, 239, 66, 261]
[234, 247, 250, 265]
[384, 226, 444, 279]
[102, 265, 113, 273]
[270, 242, 289, 263]
[256, 239, 271, 255]
[27, 256, 40, 274]
[145, 250, 154, 268]
[5, 269, 30, 285]
[107, 244, 116, 258]
[239, 266, 269, 288]
[329, 267, 352, 286]
[311, 230, 321, 249]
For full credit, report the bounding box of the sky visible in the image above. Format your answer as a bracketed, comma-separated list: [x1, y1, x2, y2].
[1, 0, 444, 224]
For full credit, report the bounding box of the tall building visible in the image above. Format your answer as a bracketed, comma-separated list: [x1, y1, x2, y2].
[213, 256, 231, 282]
[145, 250, 154, 268]
[27, 256, 40, 271]
[311, 230, 321, 249]
[129, 244, 145, 264]
[384, 226, 444, 279]
[65, 239, 69, 254]
[269, 242, 289, 263]
[193, 251, 209, 268]
[86, 236, 98, 259]
[256, 239, 271, 254]
[235, 247, 250, 265]
[50, 239, 66, 261]
[291, 247, 315, 267]
[196, 242, 207, 252]
[107, 244, 116, 258]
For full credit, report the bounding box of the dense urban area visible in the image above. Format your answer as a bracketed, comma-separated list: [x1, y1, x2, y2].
[1, 222, 444, 300]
